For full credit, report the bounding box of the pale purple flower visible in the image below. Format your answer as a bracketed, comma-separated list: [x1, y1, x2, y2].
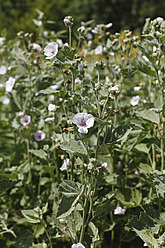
[0, 65, 7, 75]
[20, 115, 31, 127]
[130, 96, 140, 106]
[34, 130, 45, 141]
[45, 117, 54, 123]
[95, 45, 103, 55]
[114, 205, 126, 215]
[58, 218, 65, 223]
[44, 42, 58, 59]
[33, 43, 42, 52]
[86, 33, 93, 39]
[71, 243, 85, 248]
[60, 158, 70, 171]
[156, 17, 164, 23]
[48, 103, 56, 112]
[102, 162, 107, 168]
[43, 31, 48, 37]
[6, 77, 15, 92]
[73, 113, 95, 134]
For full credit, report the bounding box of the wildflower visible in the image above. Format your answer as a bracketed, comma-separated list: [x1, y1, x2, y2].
[73, 113, 95, 134]
[20, 115, 31, 127]
[34, 130, 45, 141]
[60, 158, 70, 171]
[95, 45, 103, 55]
[114, 205, 126, 215]
[130, 96, 140, 106]
[143, 243, 148, 247]
[156, 17, 164, 23]
[71, 243, 85, 248]
[6, 77, 15, 92]
[110, 85, 120, 93]
[44, 42, 58, 59]
[86, 33, 93, 39]
[102, 162, 107, 168]
[134, 86, 140, 91]
[45, 117, 54, 123]
[0, 65, 7, 75]
[3, 97, 10, 105]
[63, 16, 73, 27]
[43, 31, 48, 37]
[33, 43, 42, 52]
[48, 103, 56, 112]
[56, 38, 63, 47]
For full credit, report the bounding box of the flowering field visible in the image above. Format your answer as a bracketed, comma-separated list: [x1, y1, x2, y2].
[0, 12, 165, 248]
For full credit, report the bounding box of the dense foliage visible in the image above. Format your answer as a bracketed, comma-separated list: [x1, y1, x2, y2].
[0, 11, 165, 248]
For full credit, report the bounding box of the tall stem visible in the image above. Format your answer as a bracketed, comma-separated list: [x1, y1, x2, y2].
[69, 26, 72, 47]
[40, 220, 52, 248]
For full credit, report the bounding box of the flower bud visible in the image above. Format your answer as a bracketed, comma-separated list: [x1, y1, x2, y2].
[63, 16, 74, 27]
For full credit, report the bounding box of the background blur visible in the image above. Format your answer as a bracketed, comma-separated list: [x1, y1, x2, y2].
[0, 0, 165, 40]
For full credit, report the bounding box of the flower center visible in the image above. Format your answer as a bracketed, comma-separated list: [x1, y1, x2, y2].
[80, 120, 86, 126]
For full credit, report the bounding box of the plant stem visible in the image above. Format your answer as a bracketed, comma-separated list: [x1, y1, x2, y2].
[69, 26, 72, 47]
[40, 220, 52, 248]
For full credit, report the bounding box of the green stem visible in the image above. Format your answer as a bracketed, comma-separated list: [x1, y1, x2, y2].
[69, 26, 72, 47]
[79, 189, 89, 243]
[40, 220, 52, 248]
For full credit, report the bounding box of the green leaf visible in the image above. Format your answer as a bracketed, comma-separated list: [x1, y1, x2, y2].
[135, 109, 159, 124]
[29, 149, 47, 160]
[60, 140, 87, 156]
[134, 143, 149, 154]
[57, 180, 84, 218]
[137, 45, 157, 63]
[21, 210, 40, 224]
[133, 60, 156, 77]
[115, 188, 142, 207]
[138, 163, 152, 174]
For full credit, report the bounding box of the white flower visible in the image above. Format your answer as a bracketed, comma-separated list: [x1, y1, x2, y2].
[114, 205, 126, 215]
[49, 95, 55, 101]
[6, 77, 15, 92]
[33, 43, 42, 52]
[134, 86, 140, 91]
[44, 42, 58, 59]
[73, 113, 95, 134]
[0, 65, 7, 75]
[3, 98, 10, 105]
[130, 96, 140, 106]
[156, 17, 164, 23]
[71, 243, 85, 248]
[95, 45, 103, 55]
[34, 130, 45, 141]
[102, 162, 107, 168]
[45, 117, 54, 123]
[60, 158, 70, 171]
[48, 103, 56, 112]
[143, 243, 148, 247]
[110, 85, 120, 93]
[20, 115, 31, 126]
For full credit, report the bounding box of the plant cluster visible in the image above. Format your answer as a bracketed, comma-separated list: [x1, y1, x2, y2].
[0, 11, 165, 248]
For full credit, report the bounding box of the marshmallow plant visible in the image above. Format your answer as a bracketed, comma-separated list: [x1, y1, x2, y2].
[0, 12, 165, 248]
